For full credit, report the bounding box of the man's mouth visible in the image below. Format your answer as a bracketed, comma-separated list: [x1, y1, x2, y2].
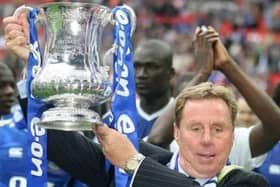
[2, 99, 15, 107]
[197, 153, 216, 162]
[136, 83, 149, 88]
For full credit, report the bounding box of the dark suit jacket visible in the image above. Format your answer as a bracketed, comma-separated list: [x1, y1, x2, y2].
[47, 130, 200, 187]
[47, 130, 269, 187]
[20, 98, 199, 187]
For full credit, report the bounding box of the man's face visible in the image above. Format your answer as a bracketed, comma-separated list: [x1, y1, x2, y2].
[134, 47, 172, 98]
[0, 66, 16, 115]
[236, 98, 258, 127]
[174, 98, 234, 178]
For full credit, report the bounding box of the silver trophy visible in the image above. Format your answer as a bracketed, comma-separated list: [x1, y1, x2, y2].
[15, 2, 136, 131]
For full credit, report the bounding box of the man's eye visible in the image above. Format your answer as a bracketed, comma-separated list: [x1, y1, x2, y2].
[134, 64, 140, 69]
[0, 82, 14, 89]
[213, 127, 223, 133]
[191, 127, 201, 132]
[148, 64, 158, 70]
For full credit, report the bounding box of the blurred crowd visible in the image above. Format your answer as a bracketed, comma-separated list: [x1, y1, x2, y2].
[1, 0, 280, 186]
[129, 0, 280, 95]
[1, 0, 280, 92]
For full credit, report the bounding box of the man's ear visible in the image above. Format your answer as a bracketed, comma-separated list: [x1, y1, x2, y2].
[173, 122, 179, 142]
[230, 129, 235, 148]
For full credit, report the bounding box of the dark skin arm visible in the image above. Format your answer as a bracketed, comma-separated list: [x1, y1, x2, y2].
[214, 39, 280, 157]
[147, 26, 218, 147]
[148, 27, 280, 157]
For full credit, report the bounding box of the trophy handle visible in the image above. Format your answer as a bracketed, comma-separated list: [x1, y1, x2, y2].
[120, 4, 136, 37]
[108, 4, 136, 36]
[102, 4, 136, 67]
[13, 4, 33, 17]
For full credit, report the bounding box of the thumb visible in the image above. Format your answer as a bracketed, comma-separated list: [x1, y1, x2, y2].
[95, 124, 111, 137]
[18, 10, 30, 43]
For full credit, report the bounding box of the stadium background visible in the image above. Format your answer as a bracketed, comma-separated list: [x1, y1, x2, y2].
[0, 0, 279, 94]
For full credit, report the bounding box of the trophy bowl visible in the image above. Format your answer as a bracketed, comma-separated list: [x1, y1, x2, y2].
[21, 2, 125, 131]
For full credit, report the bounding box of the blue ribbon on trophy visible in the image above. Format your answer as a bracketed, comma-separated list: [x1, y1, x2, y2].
[105, 5, 139, 187]
[26, 8, 48, 187]
[18, 3, 137, 187]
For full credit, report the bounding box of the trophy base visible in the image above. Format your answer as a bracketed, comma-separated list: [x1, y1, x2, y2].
[37, 107, 103, 131]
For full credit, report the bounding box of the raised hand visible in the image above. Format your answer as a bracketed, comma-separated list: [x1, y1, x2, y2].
[192, 26, 219, 76]
[3, 11, 30, 62]
[94, 124, 137, 169]
[212, 33, 234, 71]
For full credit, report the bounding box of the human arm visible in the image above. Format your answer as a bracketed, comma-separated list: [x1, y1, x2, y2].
[47, 130, 112, 187]
[95, 125, 201, 187]
[147, 26, 219, 147]
[213, 37, 280, 157]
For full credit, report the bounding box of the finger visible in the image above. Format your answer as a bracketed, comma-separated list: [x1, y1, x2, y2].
[194, 26, 200, 35]
[18, 11, 30, 42]
[204, 30, 218, 36]
[92, 122, 104, 133]
[2, 16, 19, 27]
[4, 23, 24, 36]
[101, 145, 107, 154]
[6, 30, 26, 41]
[207, 26, 216, 32]
[198, 31, 207, 37]
[96, 134, 104, 146]
[192, 27, 200, 43]
[208, 37, 220, 43]
[204, 33, 220, 40]
[6, 36, 28, 47]
[4, 12, 30, 42]
[96, 124, 111, 137]
[5, 36, 30, 61]
[95, 130, 106, 147]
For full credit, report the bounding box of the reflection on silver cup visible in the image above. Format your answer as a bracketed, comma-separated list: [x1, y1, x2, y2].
[19, 2, 126, 131]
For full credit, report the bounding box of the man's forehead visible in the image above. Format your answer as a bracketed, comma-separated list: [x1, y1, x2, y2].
[0, 67, 14, 81]
[182, 98, 231, 114]
[134, 51, 162, 63]
[135, 45, 157, 55]
[135, 46, 168, 60]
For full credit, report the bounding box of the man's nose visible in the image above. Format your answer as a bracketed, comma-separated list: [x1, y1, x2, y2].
[135, 67, 147, 77]
[3, 85, 15, 96]
[201, 129, 213, 145]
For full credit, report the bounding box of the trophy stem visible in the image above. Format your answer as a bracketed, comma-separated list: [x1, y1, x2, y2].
[37, 106, 102, 131]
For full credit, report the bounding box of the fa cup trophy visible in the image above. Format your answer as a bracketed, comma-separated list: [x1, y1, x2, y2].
[15, 2, 136, 131]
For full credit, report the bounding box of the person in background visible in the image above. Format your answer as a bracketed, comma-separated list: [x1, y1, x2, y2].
[254, 82, 280, 187]
[148, 26, 280, 171]
[0, 62, 30, 186]
[103, 39, 176, 139]
[236, 97, 259, 128]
